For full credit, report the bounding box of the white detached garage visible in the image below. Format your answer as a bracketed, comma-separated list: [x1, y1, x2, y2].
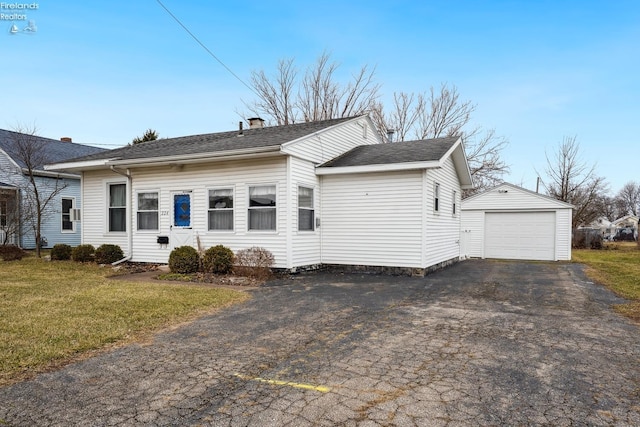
[461, 183, 573, 261]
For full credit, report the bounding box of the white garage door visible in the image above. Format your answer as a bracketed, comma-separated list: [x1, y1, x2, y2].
[484, 212, 556, 261]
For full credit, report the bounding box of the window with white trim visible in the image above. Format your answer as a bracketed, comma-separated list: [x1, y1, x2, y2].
[208, 188, 234, 231]
[61, 197, 74, 232]
[248, 185, 276, 230]
[0, 199, 7, 227]
[298, 186, 314, 231]
[434, 183, 440, 212]
[137, 192, 159, 230]
[108, 183, 127, 232]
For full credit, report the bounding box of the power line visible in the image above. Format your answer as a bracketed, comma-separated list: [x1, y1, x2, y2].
[155, 0, 258, 97]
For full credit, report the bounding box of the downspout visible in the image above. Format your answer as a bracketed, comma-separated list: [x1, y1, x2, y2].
[109, 166, 133, 265]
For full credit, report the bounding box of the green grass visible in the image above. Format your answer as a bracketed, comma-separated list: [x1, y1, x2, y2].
[0, 257, 249, 386]
[573, 242, 640, 321]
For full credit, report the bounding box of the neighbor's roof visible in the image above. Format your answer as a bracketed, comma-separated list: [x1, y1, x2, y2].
[319, 136, 460, 167]
[65, 116, 357, 164]
[0, 129, 105, 170]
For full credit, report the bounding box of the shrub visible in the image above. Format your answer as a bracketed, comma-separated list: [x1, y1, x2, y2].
[202, 245, 234, 274]
[0, 244, 26, 261]
[168, 245, 200, 274]
[234, 246, 274, 279]
[95, 244, 125, 264]
[50, 243, 73, 261]
[72, 244, 95, 262]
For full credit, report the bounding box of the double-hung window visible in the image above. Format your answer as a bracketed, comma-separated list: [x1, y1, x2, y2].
[298, 186, 314, 231]
[434, 183, 440, 212]
[108, 183, 127, 232]
[137, 192, 159, 230]
[0, 199, 7, 227]
[208, 188, 234, 231]
[61, 197, 74, 232]
[248, 185, 276, 231]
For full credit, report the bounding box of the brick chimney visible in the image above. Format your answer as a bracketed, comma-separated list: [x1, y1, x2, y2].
[60, 137, 72, 142]
[248, 117, 265, 129]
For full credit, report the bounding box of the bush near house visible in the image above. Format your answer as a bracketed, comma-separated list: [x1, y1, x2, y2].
[169, 246, 200, 274]
[202, 245, 234, 274]
[72, 244, 95, 262]
[0, 244, 26, 261]
[234, 246, 275, 279]
[94, 244, 125, 265]
[50, 244, 73, 261]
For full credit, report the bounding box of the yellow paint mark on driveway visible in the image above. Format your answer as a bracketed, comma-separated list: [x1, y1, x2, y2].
[234, 373, 330, 393]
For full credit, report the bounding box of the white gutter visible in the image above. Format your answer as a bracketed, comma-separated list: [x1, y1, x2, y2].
[316, 160, 441, 175]
[109, 166, 133, 265]
[25, 168, 80, 179]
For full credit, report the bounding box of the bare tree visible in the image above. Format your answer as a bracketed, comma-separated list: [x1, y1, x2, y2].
[595, 195, 620, 222]
[375, 84, 509, 196]
[0, 189, 21, 245]
[8, 125, 68, 257]
[243, 52, 380, 125]
[614, 181, 640, 216]
[543, 136, 608, 228]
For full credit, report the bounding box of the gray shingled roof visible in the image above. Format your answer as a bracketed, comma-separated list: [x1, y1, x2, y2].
[68, 116, 357, 163]
[0, 129, 105, 170]
[319, 136, 460, 167]
[0, 181, 17, 188]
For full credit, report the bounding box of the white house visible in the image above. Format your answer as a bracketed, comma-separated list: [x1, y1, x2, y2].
[47, 116, 473, 273]
[0, 129, 104, 248]
[460, 182, 573, 261]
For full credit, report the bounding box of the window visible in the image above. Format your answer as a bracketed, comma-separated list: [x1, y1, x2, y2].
[137, 192, 158, 230]
[208, 188, 234, 231]
[0, 199, 7, 227]
[452, 190, 457, 216]
[61, 198, 74, 232]
[108, 183, 126, 232]
[434, 183, 440, 212]
[248, 185, 276, 230]
[298, 186, 314, 231]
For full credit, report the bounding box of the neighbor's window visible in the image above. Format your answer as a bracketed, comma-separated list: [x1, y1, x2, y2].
[0, 199, 7, 227]
[137, 192, 159, 230]
[452, 190, 457, 216]
[108, 183, 126, 232]
[61, 197, 74, 232]
[248, 185, 276, 230]
[208, 188, 234, 231]
[298, 186, 314, 231]
[434, 183, 440, 212]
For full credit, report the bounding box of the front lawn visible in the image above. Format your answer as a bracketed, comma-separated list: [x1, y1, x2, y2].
[573, 242, 640, 321]
[0, 257, 249, 386]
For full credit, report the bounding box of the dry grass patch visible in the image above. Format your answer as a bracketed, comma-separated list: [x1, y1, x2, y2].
[573, 242, 640, 320]
[0, 257, 249, 386]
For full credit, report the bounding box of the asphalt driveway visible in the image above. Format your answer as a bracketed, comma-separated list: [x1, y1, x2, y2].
[1, 260, 639, 426]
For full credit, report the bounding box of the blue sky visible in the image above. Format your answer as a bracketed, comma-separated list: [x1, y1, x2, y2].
[2, 1, 638, 193]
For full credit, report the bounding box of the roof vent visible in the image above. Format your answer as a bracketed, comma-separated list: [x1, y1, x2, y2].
[248, 117, 265, 129]
[386, 129, 395, 143]
[60, 137, 72, 142]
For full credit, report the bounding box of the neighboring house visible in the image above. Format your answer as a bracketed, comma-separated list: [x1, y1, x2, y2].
[0, 129, 105, 248]
[47, 115, 473, 273]
[583, 216, 615, 240]
[612, 214, 639, 241]
[460, 183, 573, 261]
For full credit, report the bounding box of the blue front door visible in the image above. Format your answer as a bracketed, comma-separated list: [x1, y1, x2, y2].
[173, 193, 191, 227]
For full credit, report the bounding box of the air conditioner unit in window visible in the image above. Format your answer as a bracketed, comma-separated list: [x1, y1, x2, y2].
[71, 208, 81, 222]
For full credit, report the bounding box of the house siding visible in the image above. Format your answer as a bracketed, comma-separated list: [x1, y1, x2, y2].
[283, 117, 380, 165]
[37, 177, 82, 248]
[320, 170, 424, 268]
[423, 157, 463, 268]
[290, 156, 321, 267]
